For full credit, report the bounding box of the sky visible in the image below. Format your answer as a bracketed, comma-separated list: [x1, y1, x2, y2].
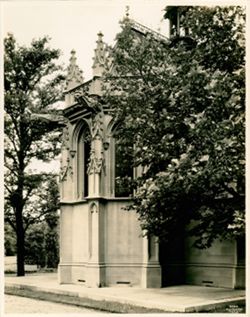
[2, 0, 246, 81]
[2, 0, 170, 81]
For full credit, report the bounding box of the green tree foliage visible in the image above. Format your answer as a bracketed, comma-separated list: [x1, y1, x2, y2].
[4, 223, 16, 256]
[24, 176, 59, 268]
[25, 223, 47, 268]
[103, 6, 245, 248]
[45, 229, 59, 268]
[44, 177, 60, 268]
[4, 34, 64, 275]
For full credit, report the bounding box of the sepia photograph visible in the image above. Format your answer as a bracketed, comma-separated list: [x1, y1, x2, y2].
[2, 0, 246, 315]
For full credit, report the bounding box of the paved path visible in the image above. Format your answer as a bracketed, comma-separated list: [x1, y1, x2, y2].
[5, 294, 101, 314]
[5, 273, 245, 313]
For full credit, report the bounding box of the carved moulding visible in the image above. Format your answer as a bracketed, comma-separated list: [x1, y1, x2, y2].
[60, 156, 72, 182]
[87, 107, 107, 175]
[62, 119, 70, 150]
[59, 147, 76, 182]
[90, 202, 98, 213]
[60, 119, 72, 182]
[91, 111, 104, 140]
[87, 148, 105, 175]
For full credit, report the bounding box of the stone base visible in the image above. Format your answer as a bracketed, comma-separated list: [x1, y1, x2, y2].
[105, 265, 144, 287]
[185, 264, 236, 288]
[58, 264, 72, 284]
[85, 263, 106, 287]
[58, 262, 162, 288]
[141, 264, 162, 288]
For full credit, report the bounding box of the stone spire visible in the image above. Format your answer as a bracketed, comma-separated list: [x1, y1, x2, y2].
[92, 32, 110, 77]
[66, 50, 84, 91]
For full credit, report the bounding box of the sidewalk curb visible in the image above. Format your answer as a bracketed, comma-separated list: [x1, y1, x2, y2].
[5, 283, 246, 313]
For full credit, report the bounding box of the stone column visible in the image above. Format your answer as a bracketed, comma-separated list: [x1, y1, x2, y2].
[86, 200, 105, 287]
[86, 111, 106, 287]
[141, 234, 161, 288]
[58, 205, 73, 284]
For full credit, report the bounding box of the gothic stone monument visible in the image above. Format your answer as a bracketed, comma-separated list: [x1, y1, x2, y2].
[58, 19, 245, 289]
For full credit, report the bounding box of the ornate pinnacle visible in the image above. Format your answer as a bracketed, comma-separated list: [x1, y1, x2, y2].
[92, 31, 110, 77]
[66, 49, 84, 91]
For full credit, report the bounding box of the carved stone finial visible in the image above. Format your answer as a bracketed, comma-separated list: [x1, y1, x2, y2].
[92, 32, 110, 77]
[123, 5, 131, 24]
[125, 5, 130, 19]
[97, 31, 103, 40]
[87, 109, 106, 175]
[66, 50, 84, 91]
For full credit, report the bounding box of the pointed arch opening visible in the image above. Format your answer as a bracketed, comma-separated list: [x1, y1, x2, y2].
[76, 122, 91, 199]
[111, 124, 134, 197]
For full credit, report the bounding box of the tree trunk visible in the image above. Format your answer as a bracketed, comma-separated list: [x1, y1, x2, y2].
[15, 205, 25, 276]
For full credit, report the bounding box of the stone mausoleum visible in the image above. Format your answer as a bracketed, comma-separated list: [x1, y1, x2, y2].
[58, 18, 245, 289]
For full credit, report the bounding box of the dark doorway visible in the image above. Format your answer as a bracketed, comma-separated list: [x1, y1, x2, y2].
[159, 231, 186, 287]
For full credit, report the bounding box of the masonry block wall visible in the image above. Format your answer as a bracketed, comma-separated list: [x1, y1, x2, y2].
[58, 199, 161, 287]
[185, 238, 245, 288]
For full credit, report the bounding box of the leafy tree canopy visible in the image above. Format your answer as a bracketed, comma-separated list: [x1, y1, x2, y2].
[103, 6, 245, 248]
[4, 34, 64, 275]
[25, 176, 60, 268]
